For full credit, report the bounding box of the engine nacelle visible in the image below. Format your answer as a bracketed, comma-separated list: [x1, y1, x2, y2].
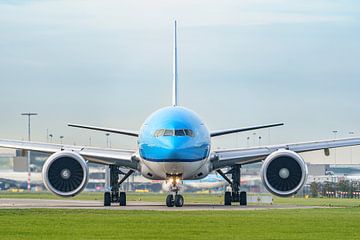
[42, 151, 89, 197]
[260, 149, 308, 197]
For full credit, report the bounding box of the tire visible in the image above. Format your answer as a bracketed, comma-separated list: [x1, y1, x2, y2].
[240, 191, 247, 206]
[232, 192, 240, 202]
[224, 191, 232, 206]
[174, 195, 184, 207]
[104, 192, 111, 206]
[166, 194, 174, 207]
[119, 192, 126, 206]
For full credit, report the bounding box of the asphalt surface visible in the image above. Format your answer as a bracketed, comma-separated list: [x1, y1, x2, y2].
[0, 198, 324, 211]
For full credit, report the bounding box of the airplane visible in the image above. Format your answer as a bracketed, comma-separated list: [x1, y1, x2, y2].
[162, 174, 260, 192]
[1, 21, 360, 207]
[162, 173, 226, 192]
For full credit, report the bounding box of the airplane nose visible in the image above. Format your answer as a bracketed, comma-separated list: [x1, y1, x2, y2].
[160, 137, 209, 161]
[160, 136, 190, 149]
[140, 136, 209, 161]
[157, 137, 191, 159]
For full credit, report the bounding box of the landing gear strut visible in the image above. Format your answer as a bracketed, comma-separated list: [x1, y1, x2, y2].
[166, 175, 184, 207]
[104, 165, 134, 207]
[217, 164, 247, 206]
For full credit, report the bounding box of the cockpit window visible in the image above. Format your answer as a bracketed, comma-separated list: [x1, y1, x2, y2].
[154, 129, 194, 137]
[175, 130, 185, 136]
[184, 129, 193, 137]
[163, 129, 174, 136]
[154, 129, 165, 137]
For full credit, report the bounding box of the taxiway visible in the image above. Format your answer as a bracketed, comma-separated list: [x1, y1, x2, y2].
[0, 198, 327, 211]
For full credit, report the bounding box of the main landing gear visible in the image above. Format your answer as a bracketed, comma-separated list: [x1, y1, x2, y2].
[104, 165, 134, 207]
[166, 176, 184, 207]
[217, 164, 247, 206]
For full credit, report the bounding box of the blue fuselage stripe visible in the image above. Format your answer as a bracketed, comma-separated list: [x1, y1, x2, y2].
[142, 157, 204, 163]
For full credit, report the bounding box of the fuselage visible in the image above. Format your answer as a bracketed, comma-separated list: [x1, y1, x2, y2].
[138, 106, 211, 180]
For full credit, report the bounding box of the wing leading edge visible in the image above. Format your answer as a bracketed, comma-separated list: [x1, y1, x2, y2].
[210, 123, 284, 137]
[68, 123, 139, 137]
[211, 137, 360, 170]
[0, 139, 139, 170]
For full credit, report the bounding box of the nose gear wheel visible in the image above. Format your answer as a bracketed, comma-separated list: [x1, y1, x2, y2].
[166, 175, 184, 207]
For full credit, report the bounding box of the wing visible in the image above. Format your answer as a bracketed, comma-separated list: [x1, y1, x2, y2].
[0, 139, 139, 170]
[211, 137, 360, 170]
[68, 123, 139, 137]
[210, 123, 284, 137]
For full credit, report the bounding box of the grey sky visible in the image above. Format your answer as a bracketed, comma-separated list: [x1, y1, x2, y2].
[0, 0, 359, 150]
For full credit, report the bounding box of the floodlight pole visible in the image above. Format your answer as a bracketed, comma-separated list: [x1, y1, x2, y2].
[105, 133, 111, 191]
[21, 112, 38, 192]
[105, 133, 110, 148]
[349, 132, 354, 164]
[332, 130, 338, 165]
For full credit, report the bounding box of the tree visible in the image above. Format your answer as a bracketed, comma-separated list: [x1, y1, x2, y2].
[337, 180, 350, 193]
[310, 182, 319, 197]
[323, 181, 335, 195]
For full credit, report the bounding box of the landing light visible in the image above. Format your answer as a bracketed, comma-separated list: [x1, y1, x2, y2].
[167, 177, 181, 184]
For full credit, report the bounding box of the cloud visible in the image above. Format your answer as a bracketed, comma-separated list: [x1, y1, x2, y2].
[0, 0, 354, 32]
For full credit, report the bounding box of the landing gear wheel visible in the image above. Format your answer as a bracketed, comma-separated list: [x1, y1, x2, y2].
[111, 192, 119, 203]
[166, 195, 174, 207]
[104, 192, 111, 206]
[224, 191, 232, 206]
[119, 192, 126, 206]
[240, 191, 247, 206]
[174, 195, 184, 207]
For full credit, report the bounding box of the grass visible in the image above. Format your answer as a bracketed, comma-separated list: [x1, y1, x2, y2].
[0, 208, 360, 240]
[1, 192, 360, 239]
[274, 196, 360, 207]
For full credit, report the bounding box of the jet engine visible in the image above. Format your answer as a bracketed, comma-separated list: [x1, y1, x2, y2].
[42, 151, 89, 197]
[260, 149, 308, 197]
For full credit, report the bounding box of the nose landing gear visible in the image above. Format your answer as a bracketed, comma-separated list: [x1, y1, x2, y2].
[166, 194, 174, 207]
[166, 175, 184, 207]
